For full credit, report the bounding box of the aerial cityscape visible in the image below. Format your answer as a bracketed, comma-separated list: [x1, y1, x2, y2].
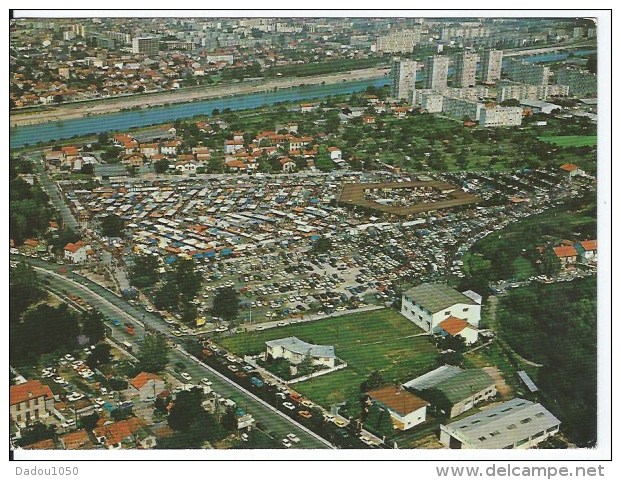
[9, 15, 600, 454]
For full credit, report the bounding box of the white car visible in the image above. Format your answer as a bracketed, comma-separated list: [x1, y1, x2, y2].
[181, 372, 192, 381]
[94, 397, 105, 406]
[215, 326, 228, 332]
[255, 326, 265, 331]
[287, 433, 301, 443]
[282, 402, 295, 410]
[282, 438, 292, 448]
[53, 377, 66, 384]
[64, 354, 75, 361]
[61, 419, 75, 428]
[100, 387, 108, 395]
[277, 322, 287, 327]
[201, 378, 213, 386]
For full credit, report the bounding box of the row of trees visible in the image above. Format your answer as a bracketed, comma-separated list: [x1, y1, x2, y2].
[498, 278, 597, 447]
[10, 263, 107, 366]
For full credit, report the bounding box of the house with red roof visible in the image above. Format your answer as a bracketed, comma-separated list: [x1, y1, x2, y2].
[559, 163, 584, 178]
[10, 380, 55, 424]
[64, 240, 93, 263]
[279, 157, 296, 173]
[365, 385, 429, 430]
[437, 316, 479, 345]
[130, 372, 166, 401]
[60, 430, 95, 450]
[553, 245, 578, 266]
[328, 147, 342, 161]
[93, 418, 156, 449]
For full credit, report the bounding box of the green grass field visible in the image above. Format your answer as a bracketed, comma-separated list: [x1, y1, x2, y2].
[219, 309, 439, 408]
[538, 135, 597, 147]
[512, 256, 537, 281]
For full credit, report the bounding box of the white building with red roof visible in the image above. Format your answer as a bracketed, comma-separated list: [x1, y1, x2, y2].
[10, 380, 55, 424]
[64, 240, 93, 263]
[129, 372, 165, 401]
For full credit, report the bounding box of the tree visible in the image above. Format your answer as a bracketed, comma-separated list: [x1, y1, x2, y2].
[10, 262, 45, 322]
[311, 237, 332, 254]
[98, 132, 109, 146]
[221, 407, 238, 431]
[315, 146, 334, 172]
[212, 287, 240, 321]
[154, 158, 170, 174]
[168, 387, 205, 431]
[540, 248, 562, 277]
[585, 54, 597, 74]
[129, 255, 160, 288]
[87, 343, 112, 369]
[500, 99, 521, 107]
[81, 309, 106, 344]
[81, 412, 99, 431]
[100, 214, 124, 237]
[360, 370, 385, 392]
[174, 259, 202, 302]
[136, 333, 170, 373]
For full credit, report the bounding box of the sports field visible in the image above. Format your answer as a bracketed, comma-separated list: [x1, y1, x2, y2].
[538, 135, 597, 147]
[219, 309, 439, 408]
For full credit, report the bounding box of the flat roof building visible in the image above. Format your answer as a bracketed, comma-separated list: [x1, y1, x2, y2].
[425, 55, 450, 91]
[479, 49, 503, 84]
[391, 58, 418, 101]
[440, 398, 561, 449]
[453, 51, 478, 88]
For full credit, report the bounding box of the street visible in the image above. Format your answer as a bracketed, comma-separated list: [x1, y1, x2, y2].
[24, 257, 332, 449]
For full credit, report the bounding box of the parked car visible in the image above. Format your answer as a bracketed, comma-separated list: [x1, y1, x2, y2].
[282, 402, 295, 411]
[181, 372, 192, 381]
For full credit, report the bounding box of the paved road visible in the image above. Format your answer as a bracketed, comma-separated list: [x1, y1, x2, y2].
[21, 257, 332, 449]
[30, 155, 80, 232]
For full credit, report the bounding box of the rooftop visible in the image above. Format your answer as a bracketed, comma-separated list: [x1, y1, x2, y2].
[403, 365, 464, 391]
[10, 380, 54, 406]
[265, 336, 335, 359]
[404, 283, 477, 313]
[367, 385, 429, 416]
[441, 398, 560, 449]
[428, 369, 495, 404]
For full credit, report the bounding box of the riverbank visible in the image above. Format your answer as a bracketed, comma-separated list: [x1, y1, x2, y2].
[10, 67, 389, 128]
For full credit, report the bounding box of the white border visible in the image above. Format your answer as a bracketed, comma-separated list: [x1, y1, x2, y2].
[4, 3, 614, 472]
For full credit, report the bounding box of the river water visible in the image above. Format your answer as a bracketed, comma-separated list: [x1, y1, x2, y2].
[9, 78, 389, 149]
[9, 49, 596, 149]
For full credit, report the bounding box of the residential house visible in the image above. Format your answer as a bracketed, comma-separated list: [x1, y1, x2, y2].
[401, 283, 482, 343]
[365, 385, 429, 431]
[440, 398, 560, 449]
[93, 418, 156, 450]
[265, 337, 336, 368]
[328, 147, 342, 161]
[576, 239, 597, 262]
[160, 140, 181, 156]
[129, 372, 166, 401]
[560, 163, 584, 178]
[64, 240, 92, 263]
[280, 157, 296, 173]
[10, 380, 55, 424]
[405, 367, 497, 418]
[553, 245, 578, 266]
[121, 153, 146, 168]
[300, 103, 318, 113]
[60, 430, 96, 450]
[140, 143, 160, 159]
[224, 140, 245, 154]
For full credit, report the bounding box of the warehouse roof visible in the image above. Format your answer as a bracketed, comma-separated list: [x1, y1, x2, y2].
[403, 365, 463, 391]
[404, 283, 476, 313]
[441, 398, 560, 449]
[429, 369, 496, 404]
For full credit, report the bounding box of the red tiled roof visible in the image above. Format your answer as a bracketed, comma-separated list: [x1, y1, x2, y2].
[10, 380, 53, 406]
[94, 420, 134, 446]
[438, 316, 470, 336]
[553, 245, 578, 258]
[23, 239, 40, 247]
[23, 438, 56, 450]
[130, 372, 162, 390]
[580, 240, 597, 251]
[560, 163, 578, 172]
[61, 430, 94, 449]
[366, 385, 428, 416]
[65, 241, 87, 253]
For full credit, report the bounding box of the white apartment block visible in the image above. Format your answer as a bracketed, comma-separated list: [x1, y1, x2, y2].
[132, 37, 159, 55]
[556, 67, 597, 97]
[376, 29, 421, 53]
[420, 93, 444, 113]
[445, 86, 490, 101]
[441, 26, 491, 40]
[425, 55, 450, 90]
[442, 96, 483, 121]
[453, 51, 478, 87]
[479, 49, 503, 84]
[479, 106, 523, 127]
[497, 80, 570, 102]
[391, 59, 418, 101]
[506, 59, 550, 86]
